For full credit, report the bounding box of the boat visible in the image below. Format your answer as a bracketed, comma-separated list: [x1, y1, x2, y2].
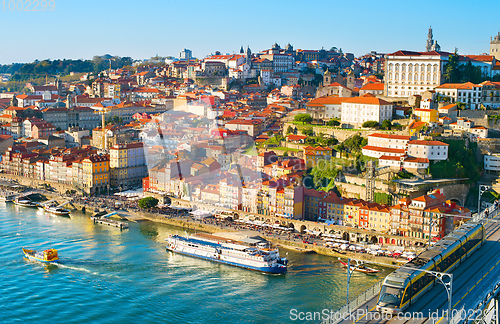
[13, 197, 38, 208]
[22, 248, 59, 263]
[0, 196, 13, 202]
[339, 260, 379, 274]
[42, 205, 71, 217]
[166, 233, 288, 274]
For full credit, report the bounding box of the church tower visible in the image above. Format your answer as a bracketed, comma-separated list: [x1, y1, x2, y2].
[426, 26, 433, 52]
[245, 46, 252, 66]
[323, 70, 331, 86]
[490, 32, 500, 60]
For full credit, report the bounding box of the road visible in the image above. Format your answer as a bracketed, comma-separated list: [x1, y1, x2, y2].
[334, 213, 500, 324]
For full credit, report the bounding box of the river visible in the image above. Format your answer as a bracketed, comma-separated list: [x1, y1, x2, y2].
[1, 202, 390, 323]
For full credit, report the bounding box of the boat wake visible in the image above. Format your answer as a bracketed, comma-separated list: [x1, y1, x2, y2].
[56, 261, 122, 279]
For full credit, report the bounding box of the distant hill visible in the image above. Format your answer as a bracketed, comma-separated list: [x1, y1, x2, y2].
[1, 55, 134, 82]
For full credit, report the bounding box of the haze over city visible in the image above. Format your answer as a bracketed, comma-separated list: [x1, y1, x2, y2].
[1, 0, 499, 64]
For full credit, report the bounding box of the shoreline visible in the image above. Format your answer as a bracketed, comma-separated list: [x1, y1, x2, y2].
[27, 191, 402, 268]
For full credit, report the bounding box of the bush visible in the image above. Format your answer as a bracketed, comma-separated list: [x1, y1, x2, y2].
[302, 127, 314, 136]
[362, 121, 380, 128]
[326, 120, 340, 127]
[294, 113, 313, 124]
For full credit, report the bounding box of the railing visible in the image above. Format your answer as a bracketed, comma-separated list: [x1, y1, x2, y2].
[321, 280, 383, 324]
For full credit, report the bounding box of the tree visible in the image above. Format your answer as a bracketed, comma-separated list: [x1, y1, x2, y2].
[326, 119, 340, 127]
[302, 127, 314, 136]
[294, 113, 313, 125]
[286, 126, 294, 134]
[381, 120, 392, 130]
[138, 197, 159, 209]
[444, 48, 460, 83]
[267, 130, 274, 136]
[362, 120, 380, 128]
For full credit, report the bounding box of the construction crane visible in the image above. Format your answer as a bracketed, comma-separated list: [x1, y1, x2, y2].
[364, 161, 394, 202]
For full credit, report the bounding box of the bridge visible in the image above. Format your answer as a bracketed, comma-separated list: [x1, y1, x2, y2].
[326, 205, 500, 324]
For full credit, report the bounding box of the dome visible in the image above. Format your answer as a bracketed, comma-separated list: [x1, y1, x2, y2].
[494, 32, 500, 42]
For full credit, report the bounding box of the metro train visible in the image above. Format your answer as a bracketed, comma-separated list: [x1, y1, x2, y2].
[376, 221, 486, 314]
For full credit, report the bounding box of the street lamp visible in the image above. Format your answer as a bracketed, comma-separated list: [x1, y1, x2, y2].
[340, 257, 365, 313]
[478, 184, 491, 215]
[344, 258, 454, 324]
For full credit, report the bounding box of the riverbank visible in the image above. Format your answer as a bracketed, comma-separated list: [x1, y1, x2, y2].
[24, 190, 404, 267]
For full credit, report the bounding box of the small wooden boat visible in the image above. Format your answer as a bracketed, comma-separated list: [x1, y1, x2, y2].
[22, 248, 59, 263]
[39, 204, 71, 217]
[339, 260, 379, 274]
[14, 197, 38, 208]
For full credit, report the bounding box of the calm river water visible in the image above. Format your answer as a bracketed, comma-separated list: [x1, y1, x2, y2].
[1, 203, 390, 323]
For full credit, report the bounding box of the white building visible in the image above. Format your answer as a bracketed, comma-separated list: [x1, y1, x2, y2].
[484, 154, 500, 172]
[366, 133, 410, 150]
[407, 140, 448, 160]
[435, 82, 483, 109]
[306, 96, 346, 121]
[341, 95, 393, 127]
[384, 50, 450, 98]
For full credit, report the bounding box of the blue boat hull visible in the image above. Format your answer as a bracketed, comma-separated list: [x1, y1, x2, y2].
[166, 247, 287, 274]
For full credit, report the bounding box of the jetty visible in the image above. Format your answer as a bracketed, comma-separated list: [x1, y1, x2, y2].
[91, 211, 129, 229]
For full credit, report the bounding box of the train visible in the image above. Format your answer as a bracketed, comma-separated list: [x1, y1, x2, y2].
[376, 221, 485, 314]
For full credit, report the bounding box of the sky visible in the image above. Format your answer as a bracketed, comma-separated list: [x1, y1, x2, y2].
[0, 0, 499, 64]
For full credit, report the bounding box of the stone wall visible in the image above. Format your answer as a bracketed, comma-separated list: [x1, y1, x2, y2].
[283, 122, 409, 142]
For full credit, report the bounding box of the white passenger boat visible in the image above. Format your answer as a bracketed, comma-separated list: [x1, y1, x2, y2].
[166, 233, 287, 274]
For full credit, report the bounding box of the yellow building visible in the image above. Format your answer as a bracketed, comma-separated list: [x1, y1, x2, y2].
[408, 120, 427, 137]
[367, 205, 391, 233]
[413, 108, 438, 124]
[82, 154, 110, 195]
[303, 146, 332, 169]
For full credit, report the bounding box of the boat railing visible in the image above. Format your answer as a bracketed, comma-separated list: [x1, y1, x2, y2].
[320, 279, 384, 324]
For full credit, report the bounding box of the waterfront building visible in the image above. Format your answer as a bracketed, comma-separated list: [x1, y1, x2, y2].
[109, 142, 147, 191]
[82, 154, 110, 195]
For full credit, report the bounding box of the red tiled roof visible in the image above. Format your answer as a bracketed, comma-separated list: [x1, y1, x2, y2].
[408, 140, 449, 146]
[368, 133, 410, 140]
[362, 146, 405, 154]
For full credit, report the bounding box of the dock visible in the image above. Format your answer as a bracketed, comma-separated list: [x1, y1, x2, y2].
[91, 211, 128, 229]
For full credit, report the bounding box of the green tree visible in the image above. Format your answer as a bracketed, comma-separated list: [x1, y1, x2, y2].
[311, 162, 341, 192]
[294, 113, 313, 125]
[286, 126, 294, 134]
[444, 48, 460, 83]
[302, 127, 314, 136]
[326, 119, 340, 127]
[267, 130, 273, 136]
[381, 120, 392, 130]
[138, 197, 159, 209]
[362, 120, 380, 128]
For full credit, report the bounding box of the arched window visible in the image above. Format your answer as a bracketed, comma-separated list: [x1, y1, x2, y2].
[395, 64, 399, 72]
[388, 64, 393, 71]
[427, 74, 431, 81]
[433, 74, 437, 81]
[402, 73, 406, 81]
[395, 73, 399, 80]
[408, 73, 412, 81]
[389, 73, 392, 80]
[414, 74, 418, 81]
[421, 74, 424, 82]
[433, 64, 438, 73]
[427, 64, 431, 72]
[402, 64, 406, 72]
[408, 64, 413, 72]
[414, 64, 419, 72]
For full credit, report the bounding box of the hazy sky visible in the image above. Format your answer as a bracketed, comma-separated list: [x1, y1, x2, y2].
[0, 0, 498, 64]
